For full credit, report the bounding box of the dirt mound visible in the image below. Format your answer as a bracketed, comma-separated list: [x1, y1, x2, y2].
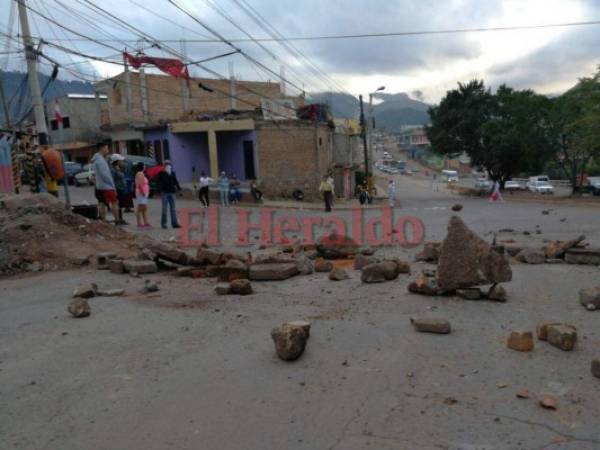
[0, 193, 140, 276]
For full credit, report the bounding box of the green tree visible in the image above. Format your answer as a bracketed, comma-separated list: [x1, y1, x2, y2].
[548, 71, 600, 193]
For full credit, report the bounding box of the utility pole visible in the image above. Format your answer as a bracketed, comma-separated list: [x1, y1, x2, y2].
[17, 0, 48, 146]
[0, 71, 10, 128]
[229, 61, 237, 109]
[359, 94, 369, 180]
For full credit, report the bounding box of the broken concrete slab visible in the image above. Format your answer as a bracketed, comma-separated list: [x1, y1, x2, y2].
[546, 324, 577, 351]
[95, 288, 125, 297]
[487, 284, 507, 302]
[329, 267, 350, 281]
[579, 287, 600, 309]
[215, 283, 231, 295]
[96, 252, 117, 269]
[68, 298, 91, 318]
[217, 259, 248, 282]
[507, 331, 534, 352]
[253, 253, 295, 265]
[271, 321, 310, 361]
[230, 279, 253, 295]
[144, 242, 190, 265]
[249, 263, 298, 281]
[410, 317, 451, 334]
[545, 235, 586, 259]
[123, 260, 158, 274]
[536, 322, 562, 341]
[565, 248, 600, 265]
[437, 216, 512, 291]
[108, 259, 125, 274]
[196, 248, 224, 265]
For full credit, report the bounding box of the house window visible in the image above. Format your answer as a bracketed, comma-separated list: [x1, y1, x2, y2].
[50, 117, 70, 130]
[153, 139, 162, 163]
[62, 117, 70, 129]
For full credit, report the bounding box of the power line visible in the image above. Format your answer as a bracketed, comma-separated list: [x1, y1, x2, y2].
[24, 19, 600, 43]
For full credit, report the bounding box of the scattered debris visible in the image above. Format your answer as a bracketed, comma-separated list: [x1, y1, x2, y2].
[507, 331, 534, 352]
[415, 242, 441, 263]
[456, 287, 483, 300]
[360, 262, 385, 283]
[545, 235, 586, 259]
[592, 359, 600, 379]
[271, 321, 311, 361]
[217, 259, 248, 282]
[408, 272, 440, 296]
[539, 395, 557, 410]
[108, 259, 125, 274]
[516, 389, 529, 399]
[536, 322, 561, 341]
[229, 279, 253, 295]
[215, 283, 231, 295]
[314, 259, 333, 272]
[451, 204, 463, 212]
[249, 263, 299, 281]
[316, 233, 360, 259]
[437, 216, 512, 291]
[123, 260, 158, 274]
[141, 280, 159, 294]
[565, 247, 600, 265]
[73, 285, 96, 299]
[68, 298, 91, 318]
[515, 248, 545, 264]
[579, 287, 600, 310]
[487, 284, 507, 302]
[353, 254, 378, 270]
[329, 267, 350, 281]
[546, 324, 577, 351]
[96, 252, 117, 270]
[410, 317, 451, 334]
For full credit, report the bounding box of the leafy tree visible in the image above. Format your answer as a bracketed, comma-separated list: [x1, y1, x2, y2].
[548, 71, 600, 192]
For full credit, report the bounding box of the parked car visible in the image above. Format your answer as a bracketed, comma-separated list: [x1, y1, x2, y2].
[441, 169, 459, 183]
[583, 177, 600, 196]
[504, 180, 522, 191]
[63, 162, 83, 185]
[474, 178, 492, 190]
[74, 164, 94, 186]
[528, 180, 554, 194]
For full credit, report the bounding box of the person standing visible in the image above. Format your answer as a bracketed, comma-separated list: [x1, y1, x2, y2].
[319, 174, 334, 212]
[327, 172, 335, 206]
[218, 171, 229, 206]
[110, 153, 128, 225]
[91, 143, 120, 223]
[156, 160, 182, 229]
[198, 171, 213, 207]
[229, 173, 242, 204]
[388, 179, 396, 207]
[250, 180, 263, 203]
[490, 180, 504, 203]
[134, 162, 151, 227]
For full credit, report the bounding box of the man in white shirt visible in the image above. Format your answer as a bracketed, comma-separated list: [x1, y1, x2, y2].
[198, 171, 213, 207]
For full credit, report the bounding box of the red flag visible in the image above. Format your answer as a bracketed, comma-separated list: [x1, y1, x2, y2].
[123, 52, 189, 79]
[54, 100, 63, 124]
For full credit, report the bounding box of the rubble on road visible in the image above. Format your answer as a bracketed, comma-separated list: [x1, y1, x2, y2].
[545, 235, 585, 259]
[515, 248, 546, 264]
[271, 321, 310, 361]
[539, 395, 557, 410]
[592, 359, 600, 379]
[123, 260, 158, 274]
[96, 252, 116, 269]
[217, 259, 248, 282]
[415, 242, 441, 263]
[215, 283, 231, 295]
[0, 194, 139, 276]
[507, 331, 534, 352]
[456, 287, 483, 300]
[249, 263, 298, 281]
[230, 279, 253, 295]
[487, 284, 507, 302]
[294, 254, 314, 275]
[314, 259, 333, 272]
[410, 317, 451, 334]
[141, 280, 159, 294]
[408, 271, 440, 295]
[579, 287, 600, 310]
[109, 259, 125, 274]
[316, 233, 360, 259]
[437, 216, 512, 291]
[329, 267, 350, 281]
[546, 324, 577, 351]
[68, 298, 91, 318]
[353, 254, 378, 270]
[565, 247, 600, 265]
[73, 285, 96, 299]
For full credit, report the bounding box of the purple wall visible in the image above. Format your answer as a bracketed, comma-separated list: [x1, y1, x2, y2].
[143, 128, 255, 183]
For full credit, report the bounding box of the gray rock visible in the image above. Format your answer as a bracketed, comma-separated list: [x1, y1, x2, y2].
[547, 324, 577, 351]
[271, 322, 310, 361]
[123, 260, 158, 274]
[215, 283, 231, 295]
[108, 259, 125, 274]
[353, 254, 377, 270]
[579, 287, 600, 309]
[410, 317, 451, 334]
[68, 299, 91, 318]
[249, 263, 299, 281]
[73, 285, 96, 299]
[437, 216, 512, 290]
[329, 267, 350, 281]
[456, 287, 483, 300]
[592, 359, 600, 379]
[230, 279, 253, 295]
[380, 260, 401, 280]
[361, 263, 386, 283]
[487, 284, 507, 302]
[294, 254, 314, 275]
[515, 248, 546, 264]
[314, 259, 333, 273]
[316, 233, 360, 259]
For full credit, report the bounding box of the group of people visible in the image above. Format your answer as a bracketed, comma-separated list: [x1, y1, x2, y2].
[195, 170, 263, 207]
[91, 143, 182, 229]
[320, 175, 398, 212]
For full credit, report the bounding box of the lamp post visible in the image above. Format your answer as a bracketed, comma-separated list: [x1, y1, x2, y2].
[367, 86, 385, 175]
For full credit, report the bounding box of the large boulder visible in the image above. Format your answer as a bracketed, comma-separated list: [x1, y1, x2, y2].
[361, 263, 386, 283]
[437, 216, 512, 291]
[515, 248, 546, 264]
[316, 233, 360, 259]
[249, 263, 298, 281]
[415, 242, 441, 263]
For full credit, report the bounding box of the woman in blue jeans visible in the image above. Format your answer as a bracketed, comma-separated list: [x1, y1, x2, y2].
[218, 171, 229, 206]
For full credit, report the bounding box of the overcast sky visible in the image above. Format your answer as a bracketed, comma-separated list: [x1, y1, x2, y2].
[2, 0, 600, 102]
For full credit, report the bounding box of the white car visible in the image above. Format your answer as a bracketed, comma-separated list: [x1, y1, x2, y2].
[504, 180, 521, 191]
[74, 164, 94, 186]
[528, 180, 554, 194]
[474, 178, 492, 190]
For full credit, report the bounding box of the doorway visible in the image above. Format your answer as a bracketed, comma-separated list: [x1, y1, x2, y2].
[243, 140, 256, 180]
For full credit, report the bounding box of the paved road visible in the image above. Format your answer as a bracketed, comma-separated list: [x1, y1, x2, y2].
[2, 176, 600, 450]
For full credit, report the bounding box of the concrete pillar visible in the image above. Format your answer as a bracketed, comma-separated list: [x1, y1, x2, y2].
[208, 129, 218, 178]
